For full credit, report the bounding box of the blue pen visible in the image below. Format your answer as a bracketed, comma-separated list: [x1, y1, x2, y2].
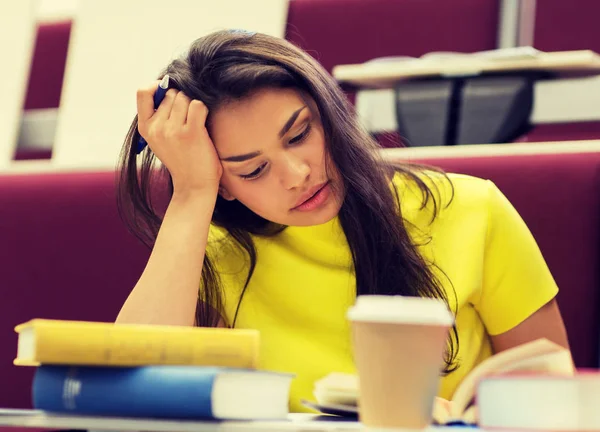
[136, 74, 170, 154]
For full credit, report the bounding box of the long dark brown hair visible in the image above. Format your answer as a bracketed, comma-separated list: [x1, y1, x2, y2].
[117, 30, 459, 373]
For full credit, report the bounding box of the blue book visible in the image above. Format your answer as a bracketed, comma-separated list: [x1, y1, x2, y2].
[32, 365, 293, 420]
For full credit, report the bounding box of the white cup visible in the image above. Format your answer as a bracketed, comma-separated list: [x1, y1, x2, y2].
[348, 295, 454, 430]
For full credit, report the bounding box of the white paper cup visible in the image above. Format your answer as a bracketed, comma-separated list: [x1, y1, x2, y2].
[348, 295, 454, 430]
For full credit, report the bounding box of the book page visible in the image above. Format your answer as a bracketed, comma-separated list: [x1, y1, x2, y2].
[449, 339, 572, 418]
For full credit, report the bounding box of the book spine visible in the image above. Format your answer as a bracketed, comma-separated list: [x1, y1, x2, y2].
[32, 366, 216, 418]
[30, 326, 258, 368]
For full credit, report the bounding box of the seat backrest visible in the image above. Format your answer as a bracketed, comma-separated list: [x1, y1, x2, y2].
[519, 123, 600, 144]
[383, 149, 600, 369]
[534, 0, 600, 54]
[23, 20, 71, 111]
[0, 171, 150, 408]
[0, 0, 37, 168]
[286, 0, 500, 73]
[523, 0, 600, 143]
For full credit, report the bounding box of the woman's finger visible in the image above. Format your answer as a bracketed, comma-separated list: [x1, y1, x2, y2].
[151, 88, 179, 123]
[136, 81, 161, 124]
[169, 91, 192, 124]
[186, 99, 209, 133]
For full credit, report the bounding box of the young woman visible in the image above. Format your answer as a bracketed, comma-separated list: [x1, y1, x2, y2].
[116, 29, 570, 412]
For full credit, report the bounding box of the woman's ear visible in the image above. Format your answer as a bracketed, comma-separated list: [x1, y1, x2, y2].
[219, 186, 235, 201]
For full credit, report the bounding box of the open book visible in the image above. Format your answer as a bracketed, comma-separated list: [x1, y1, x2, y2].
[362, 46, 543, 66]
[305, 338, 574, 425]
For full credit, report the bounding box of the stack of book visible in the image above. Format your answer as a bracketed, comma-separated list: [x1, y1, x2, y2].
[13, 319, 294, 420]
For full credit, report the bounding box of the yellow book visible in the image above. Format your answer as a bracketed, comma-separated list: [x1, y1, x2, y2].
[14, 319, 260, 368]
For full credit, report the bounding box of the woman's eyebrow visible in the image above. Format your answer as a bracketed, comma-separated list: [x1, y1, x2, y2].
[278, 106, 306, 138]
[220, 106, 307, 162]
[221, 151, 262, 163]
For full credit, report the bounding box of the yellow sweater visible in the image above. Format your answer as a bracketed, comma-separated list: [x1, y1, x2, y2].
[207, 172, 559, 412]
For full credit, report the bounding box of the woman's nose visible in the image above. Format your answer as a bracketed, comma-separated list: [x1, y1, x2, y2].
[281, 153, 311, 190]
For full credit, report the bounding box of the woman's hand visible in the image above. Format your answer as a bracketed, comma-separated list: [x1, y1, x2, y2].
[137, 83, 223, 195]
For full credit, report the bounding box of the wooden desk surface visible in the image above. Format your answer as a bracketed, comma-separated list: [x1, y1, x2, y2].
[333, 50, 600, 88]
[379, 140, 600, 161]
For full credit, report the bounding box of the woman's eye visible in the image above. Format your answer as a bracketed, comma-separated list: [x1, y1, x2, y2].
[240, 163, 267, 180]
[289, 123, 312, 145]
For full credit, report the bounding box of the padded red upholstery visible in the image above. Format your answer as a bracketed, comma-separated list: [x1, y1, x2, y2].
[400, 151, 600, 369]
[534, 0, 600, 53]
[23, 21, 71, 110]
[522, 0, 600, 143]
[286, 0, 500, 73]
[518, 123, 600, 143]
[0, 171, 149, 408]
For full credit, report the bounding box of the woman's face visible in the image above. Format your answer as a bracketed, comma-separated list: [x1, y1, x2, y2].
[210, 87, 344, 227]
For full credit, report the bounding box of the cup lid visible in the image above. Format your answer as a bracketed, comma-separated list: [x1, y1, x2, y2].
[347, 295, 454, 326]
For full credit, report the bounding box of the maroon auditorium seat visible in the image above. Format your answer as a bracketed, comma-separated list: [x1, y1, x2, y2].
[15, 20, 71, 161]
[285, 0, 499, 73]
[23, 20, 71, 111]
[0, 171, 150, 408]
[533, 0, 600, 54]
[523, 0, 600, 143]
[387, 150, 600, 370]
